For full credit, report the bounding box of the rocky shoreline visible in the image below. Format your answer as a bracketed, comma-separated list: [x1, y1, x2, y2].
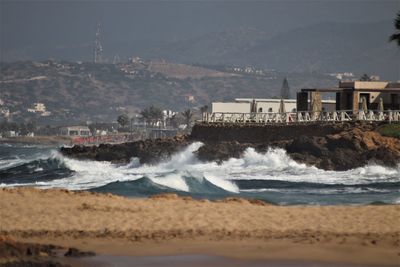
[60, 122, 400, 171]
[0, 235, 95, 267]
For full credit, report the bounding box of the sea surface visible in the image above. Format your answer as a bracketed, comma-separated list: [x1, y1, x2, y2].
[0, 142, 399, 205]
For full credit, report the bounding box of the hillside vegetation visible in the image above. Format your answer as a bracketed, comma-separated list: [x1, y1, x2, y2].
[0, 60, 337, 124]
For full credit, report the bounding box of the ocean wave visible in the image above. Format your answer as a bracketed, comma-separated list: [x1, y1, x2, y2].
[52, 142, 239, 193]
[1, 143, 399, 205]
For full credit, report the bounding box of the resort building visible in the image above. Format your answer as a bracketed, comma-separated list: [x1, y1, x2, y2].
[297, 81, 400, 114]
[60, 126, 91, 136]
[212, 98, 336, 114]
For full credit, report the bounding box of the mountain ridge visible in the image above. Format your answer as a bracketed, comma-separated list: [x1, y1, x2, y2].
[2, 21, 398, 79]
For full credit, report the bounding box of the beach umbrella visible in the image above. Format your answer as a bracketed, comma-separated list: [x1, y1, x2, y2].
[379, 97, 384, 112]
[361, 96, 368, 112]
[278, 98, 286, 113]
[311, 98, 319, 112]
[251, 99, 257, 113]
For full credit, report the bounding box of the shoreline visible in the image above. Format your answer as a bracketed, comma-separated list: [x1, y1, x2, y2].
[10, 237, 400, 266]
[0, 135, 73, 146]
[1, 188, 399, 266]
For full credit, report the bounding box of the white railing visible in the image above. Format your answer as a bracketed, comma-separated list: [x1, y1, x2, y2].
[201, 110, 400, 124]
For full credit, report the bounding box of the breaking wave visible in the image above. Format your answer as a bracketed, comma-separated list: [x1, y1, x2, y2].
[1, 142, 399, 205]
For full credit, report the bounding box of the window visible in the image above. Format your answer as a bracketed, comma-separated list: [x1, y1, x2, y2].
[268, 108, 273, 112]
[292, 108, 297, 112]
[258, 107, 263, 113]
[69, 130, 79, 136]
[80, 131, 90, 136]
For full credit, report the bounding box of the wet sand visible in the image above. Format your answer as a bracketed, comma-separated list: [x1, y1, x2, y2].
[1, 188, 399, 266]
[69, 254, 393, 267]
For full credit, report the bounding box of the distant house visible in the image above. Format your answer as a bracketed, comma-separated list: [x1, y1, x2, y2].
[27, 102, 46, 113]
[3, 131, 17, 138]
[60, 126, 91, 136]
[0, 107, 10, 118]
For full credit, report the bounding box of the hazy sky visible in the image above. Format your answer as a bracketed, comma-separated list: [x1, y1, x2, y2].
[1, 0, 399, 50]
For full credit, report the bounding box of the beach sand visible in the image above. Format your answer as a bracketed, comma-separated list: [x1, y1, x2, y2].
[0, 188, 399, 266]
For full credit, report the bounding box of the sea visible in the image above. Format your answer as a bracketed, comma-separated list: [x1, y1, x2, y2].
[0, 142, 399, 205]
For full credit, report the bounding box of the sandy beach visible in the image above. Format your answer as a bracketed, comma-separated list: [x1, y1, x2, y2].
[1, 188, 399, 266]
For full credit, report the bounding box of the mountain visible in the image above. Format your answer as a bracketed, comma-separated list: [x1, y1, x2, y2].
[148, 27, 271, 65]
[3, 21, 398, 80]
[143, 21, 399, 80]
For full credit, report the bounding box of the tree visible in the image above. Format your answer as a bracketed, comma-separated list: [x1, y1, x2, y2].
[281, 78, 290, 99]
[167, 114, 180, 128]
[19, 122, 28, 135]
[26, 120, 36, 133]
[360, 74, 372, 81]
[117, 114, 129, 128]
[200, 105, 208, 113]
[181, 109, 194, 128]
[140, 106, 163, 126]
[389, 12, 400, 46]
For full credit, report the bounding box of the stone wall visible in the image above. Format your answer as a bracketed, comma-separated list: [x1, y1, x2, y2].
[190, 122, 353, 143]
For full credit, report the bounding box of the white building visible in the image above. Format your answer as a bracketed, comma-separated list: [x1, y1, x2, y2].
[0, 107, 10, 118]
[60, 126, 91, 136]
[212, 98, 336, 114]
[27, 103, 47, 113]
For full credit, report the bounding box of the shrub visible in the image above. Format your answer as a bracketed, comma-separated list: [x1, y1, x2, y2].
[376, 123, 400, 138]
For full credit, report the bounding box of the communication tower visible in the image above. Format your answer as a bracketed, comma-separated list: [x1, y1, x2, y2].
[94, 22, 103, 63]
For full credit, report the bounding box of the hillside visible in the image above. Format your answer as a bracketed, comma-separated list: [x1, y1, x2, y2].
[0, 60, 337, 124]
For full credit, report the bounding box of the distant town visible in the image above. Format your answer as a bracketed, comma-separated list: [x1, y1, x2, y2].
[1, 66, 398, 145]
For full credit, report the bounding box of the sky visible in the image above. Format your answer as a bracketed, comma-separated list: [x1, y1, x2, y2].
[1, 0, 399, 50]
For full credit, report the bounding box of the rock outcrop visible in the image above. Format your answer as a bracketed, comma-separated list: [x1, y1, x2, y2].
[60, 122, 400, 171]
[61, 135, 189, 164]
[0, 235, 95, 266]
[287, 127, 400, 170]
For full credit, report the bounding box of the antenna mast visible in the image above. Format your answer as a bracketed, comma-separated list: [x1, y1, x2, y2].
[94, 22, 103, 63]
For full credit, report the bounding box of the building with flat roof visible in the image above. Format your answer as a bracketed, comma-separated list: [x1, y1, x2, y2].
[297, 81, 400, 114]
[60, 126, 91, 136]
[212, 98, 336, 114]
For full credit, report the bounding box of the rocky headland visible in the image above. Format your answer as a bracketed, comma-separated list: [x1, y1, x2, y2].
[60, 122, 400, 171]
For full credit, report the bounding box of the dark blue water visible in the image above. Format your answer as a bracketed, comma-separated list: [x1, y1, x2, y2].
[1, 142, 399, 205]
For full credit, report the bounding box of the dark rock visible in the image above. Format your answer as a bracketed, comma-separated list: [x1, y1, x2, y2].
[1, 260, 70, 267]
[0, 236, 69, 267]
[61, 135, 190, 164]
[286, 126, 400, 170]
[64, 247, 95, 257]
[195, 141, 248, 163]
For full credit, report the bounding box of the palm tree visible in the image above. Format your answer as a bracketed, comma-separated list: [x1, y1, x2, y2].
[360, 74, 371, 81]
[200, 105, 208, 114]
[140, 106, 163, 126]
[117, 114, 129, 128]
[389, 12, 400, 46]
[167, 114, 180, 128]
[181, 109, 194, 128]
